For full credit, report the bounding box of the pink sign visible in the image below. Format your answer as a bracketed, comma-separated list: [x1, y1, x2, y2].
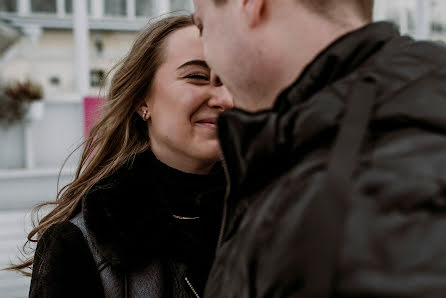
[83, 97, 104, 138]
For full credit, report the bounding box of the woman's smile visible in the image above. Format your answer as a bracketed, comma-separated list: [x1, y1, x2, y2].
[195, 117, 218, 129]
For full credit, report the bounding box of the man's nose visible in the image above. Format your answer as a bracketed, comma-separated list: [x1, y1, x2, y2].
[209, 72, 234, 111]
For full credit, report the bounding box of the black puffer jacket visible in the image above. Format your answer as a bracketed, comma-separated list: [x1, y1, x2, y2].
[205, 22, 446, 297]
[30, 150, 225, 298]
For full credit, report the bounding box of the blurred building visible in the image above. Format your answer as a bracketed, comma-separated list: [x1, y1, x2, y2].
[1, 1, 446, 297]
[0, 0, 193, 97]
[374, 0, 446, 40]
[1, 0, 445, 99]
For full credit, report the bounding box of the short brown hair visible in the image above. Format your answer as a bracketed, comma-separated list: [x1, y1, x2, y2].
[301, 0, 374, 22]
[212, 0, 374, 21]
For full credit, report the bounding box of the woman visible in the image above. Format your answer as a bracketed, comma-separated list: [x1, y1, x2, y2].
[9, 15, 233, 297]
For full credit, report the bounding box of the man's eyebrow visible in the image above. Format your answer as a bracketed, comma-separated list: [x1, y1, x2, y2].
[177, 60, 209, 70]
[192, 13, 197, 25]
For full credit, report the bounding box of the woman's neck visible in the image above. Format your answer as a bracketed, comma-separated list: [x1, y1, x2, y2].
[147, 149, 225, 217]
[150, 145, 216, 175]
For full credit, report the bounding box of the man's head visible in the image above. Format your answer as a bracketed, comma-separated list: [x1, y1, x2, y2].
[297, 0, 373, 23]
[193, 0, 374, 112]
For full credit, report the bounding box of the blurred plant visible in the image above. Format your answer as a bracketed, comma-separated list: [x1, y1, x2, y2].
[4, 79, 43, 102]
[0, 79, 44, 126]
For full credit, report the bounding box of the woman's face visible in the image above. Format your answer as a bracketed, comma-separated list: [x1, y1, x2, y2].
[142, 26, 233, 174]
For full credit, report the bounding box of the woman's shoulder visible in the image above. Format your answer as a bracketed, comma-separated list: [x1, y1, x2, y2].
[35, 221, 89, 255]
[30, 221, 103, 298]
[33, 220, 91, 272]
[34, 220, 92, 269]
[33, 222, 79, 256]
[40, 220, 84, 240]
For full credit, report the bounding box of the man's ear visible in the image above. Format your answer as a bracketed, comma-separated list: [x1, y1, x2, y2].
[242, 0, 267, 28]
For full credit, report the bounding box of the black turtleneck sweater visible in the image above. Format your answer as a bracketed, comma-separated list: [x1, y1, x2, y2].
[147, 150, 226, 288]
[150, 150, 224, 218]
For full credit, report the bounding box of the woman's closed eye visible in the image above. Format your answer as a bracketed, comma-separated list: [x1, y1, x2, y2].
[185, 73, 210, 82]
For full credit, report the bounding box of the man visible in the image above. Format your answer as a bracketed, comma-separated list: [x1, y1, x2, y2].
[193, 0, 446, 297]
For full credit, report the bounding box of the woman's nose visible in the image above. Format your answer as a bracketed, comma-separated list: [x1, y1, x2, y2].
[209, 72, 234, 111]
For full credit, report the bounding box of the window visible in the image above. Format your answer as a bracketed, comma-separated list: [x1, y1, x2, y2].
[90, 69, 105, 87]
[105, 0, 126, 16]
[49, 76, 61, 86]
[135, 0, 155, 17]
[431, 0, 446, 35]
[65, 0, 91, 15]
[170, 0, 193, 12]
[0, 0, 16, 12]
[31, 0, 57, 13]
[65, 0, 73, 13]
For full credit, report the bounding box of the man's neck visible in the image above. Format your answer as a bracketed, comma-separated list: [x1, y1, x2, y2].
[264, 6, 368, 108]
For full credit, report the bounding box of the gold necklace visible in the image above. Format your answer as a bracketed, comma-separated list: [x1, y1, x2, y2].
[172, 214, 200, 220]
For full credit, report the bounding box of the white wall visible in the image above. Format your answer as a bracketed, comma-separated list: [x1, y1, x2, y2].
[0, 101, 83, 170]
[0, 124, 25, 169]
[0, 99, 83, 210]
[31, 102, 83, 168]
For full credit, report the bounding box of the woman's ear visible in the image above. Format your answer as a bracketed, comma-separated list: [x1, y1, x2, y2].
[138, 102, 151, 121]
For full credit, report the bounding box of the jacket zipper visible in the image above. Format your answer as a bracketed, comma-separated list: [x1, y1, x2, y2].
[185, 276, 201, 298]
[216, 154, 231, 249]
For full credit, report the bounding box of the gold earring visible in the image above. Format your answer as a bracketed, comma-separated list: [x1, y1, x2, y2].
[142, 110, 147, 120]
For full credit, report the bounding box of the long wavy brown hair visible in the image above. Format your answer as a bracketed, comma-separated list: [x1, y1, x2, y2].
[8, 14, 193, 276]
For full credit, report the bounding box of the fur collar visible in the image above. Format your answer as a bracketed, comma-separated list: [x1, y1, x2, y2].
[82, 150, 225, 269]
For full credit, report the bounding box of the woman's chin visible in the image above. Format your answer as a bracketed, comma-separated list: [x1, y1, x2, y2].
[196, 144, 222, 162]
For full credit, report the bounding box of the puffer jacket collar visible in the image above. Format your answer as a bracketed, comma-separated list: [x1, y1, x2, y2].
[274, 22, 400, 112]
